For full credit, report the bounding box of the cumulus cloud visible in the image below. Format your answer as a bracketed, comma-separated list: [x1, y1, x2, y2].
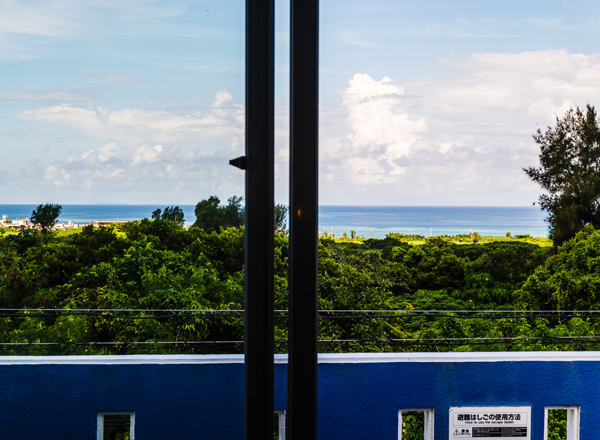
[44, 165, 70, 187]
[323, 73, 427, 185]
[421, 50, 600, 121]
[18, 89, 246, 203]
[37, 139, 245, 203]
[213, 90, 233, 107]
[319, 50, 600, 205]
[18, 90, 244, 149]
[344, 74, 426, 155]
[97, 142, 120, 162]
[132, 144, 163, 164]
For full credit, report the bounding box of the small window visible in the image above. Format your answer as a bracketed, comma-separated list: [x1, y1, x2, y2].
[274, 409, 286, 440]
[97, 412, 135, 440]
[398, 408, 434, 440]
[544, 406, 580, 440]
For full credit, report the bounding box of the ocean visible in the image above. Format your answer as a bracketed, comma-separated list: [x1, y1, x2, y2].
[0, 205, 548, 239]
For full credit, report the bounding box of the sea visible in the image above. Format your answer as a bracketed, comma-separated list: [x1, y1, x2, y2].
[0, 205, 548, 239]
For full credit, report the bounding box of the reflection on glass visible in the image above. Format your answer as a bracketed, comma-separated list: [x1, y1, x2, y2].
[547, 409, 567, 440]
[401, 410, 425, 440]
[103, 414, 131, 440]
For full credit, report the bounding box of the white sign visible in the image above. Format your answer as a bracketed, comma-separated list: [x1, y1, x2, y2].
[449, 406, 531, 439]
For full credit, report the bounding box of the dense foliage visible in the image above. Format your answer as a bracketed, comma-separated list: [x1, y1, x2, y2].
[193, 196, 245, 232]
[193, 195, 288, 233]
[2, 221, 600, 355]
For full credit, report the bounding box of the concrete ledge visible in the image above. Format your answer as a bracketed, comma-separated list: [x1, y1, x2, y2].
[0, 351, 596, 365]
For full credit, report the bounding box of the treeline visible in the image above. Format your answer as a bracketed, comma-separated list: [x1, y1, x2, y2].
[2, 218, 600, 354]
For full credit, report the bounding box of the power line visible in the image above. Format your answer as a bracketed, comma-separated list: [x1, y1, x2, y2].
[1, 309, 599, 320]
[2, 335, 600, 348]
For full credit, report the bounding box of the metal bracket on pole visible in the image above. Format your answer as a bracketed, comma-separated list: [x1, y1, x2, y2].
[229, 156, 247, 170]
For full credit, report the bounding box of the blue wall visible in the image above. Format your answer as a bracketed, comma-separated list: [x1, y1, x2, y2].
[0, 353, 596, 439]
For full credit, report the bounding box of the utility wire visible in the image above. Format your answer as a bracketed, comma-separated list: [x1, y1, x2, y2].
[3, 335, 600, 348]
[1, 309, 599, 320]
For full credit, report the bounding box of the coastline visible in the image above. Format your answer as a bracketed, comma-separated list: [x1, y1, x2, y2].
[0, 204, 549, 239]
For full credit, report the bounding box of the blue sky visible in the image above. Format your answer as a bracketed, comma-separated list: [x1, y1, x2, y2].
[1, 0, 600, 206]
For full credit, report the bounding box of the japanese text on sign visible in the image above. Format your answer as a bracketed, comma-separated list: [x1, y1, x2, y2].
[449, 407, 531, 439]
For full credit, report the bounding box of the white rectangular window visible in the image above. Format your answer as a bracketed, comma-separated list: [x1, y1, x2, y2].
[544, 406, 580, 440]
[398, 408, 434, 440]
[274, 409, 286, 440]
[97, 411, 135, 440]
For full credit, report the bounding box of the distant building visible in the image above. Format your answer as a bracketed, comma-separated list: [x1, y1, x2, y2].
[50, 221, 80, 230]
[0, 216, 132, 231]
[0, 215, 28, 230]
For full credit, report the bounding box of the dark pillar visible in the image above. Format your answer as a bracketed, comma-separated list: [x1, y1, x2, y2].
[244, 0, 274, 439]
[289, 0, 319, 439]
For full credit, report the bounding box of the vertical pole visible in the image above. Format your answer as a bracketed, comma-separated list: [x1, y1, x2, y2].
[289, 0, 319, 439]
[245, 0, 274, 439]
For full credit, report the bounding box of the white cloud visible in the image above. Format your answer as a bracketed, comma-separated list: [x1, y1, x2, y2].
[44, 165, 70, 187]
[32, 139, 245, 203]
[344, 74, 427, 154]
[18, 89, 244, 149]
[213, 90, 233, 107]
[132, 144, 163, 165]
[97, 142, 120, 162]
[319, 50, 600, 205]
[330, 73, 427, 184]
[13, 89, 246, 203]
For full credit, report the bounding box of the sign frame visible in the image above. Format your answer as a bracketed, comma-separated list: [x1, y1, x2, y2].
[449, 406, 531, 439]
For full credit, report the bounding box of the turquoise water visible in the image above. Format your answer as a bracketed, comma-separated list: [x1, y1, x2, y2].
[318, 206, 548, 239]
[0, 205, 548, 239]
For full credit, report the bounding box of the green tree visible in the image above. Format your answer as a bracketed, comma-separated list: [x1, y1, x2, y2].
[151, 209, 162, 220]
[516, 225, 600, 311]
[469, 231, 481, 244]
[151, 206, 185, 224]
[524, 104, 600, 246]
[30, 203, 62, 232]
[223, 196, 244, 229]
[274, 203, 288, 234]
[193, 196, 224, 232]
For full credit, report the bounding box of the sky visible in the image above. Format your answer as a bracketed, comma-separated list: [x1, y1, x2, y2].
[1, 0, 600, 206]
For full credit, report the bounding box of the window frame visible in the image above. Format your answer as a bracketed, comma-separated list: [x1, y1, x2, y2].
[544, 406, 580, 440]
[398, 407, 434, 440]
[97, 411, 135, 440]
[274, 409, 286, 439]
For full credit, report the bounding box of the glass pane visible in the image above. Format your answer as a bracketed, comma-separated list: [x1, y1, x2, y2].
[103, 414, 131, 440]
[401, 411, 425, 440]
[0, 0, 244, 220]
[0, 0, 245, 356]
[317, 0, 600, 237]
[273, 413, 280, 440]
[547, 409, 567, 440]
